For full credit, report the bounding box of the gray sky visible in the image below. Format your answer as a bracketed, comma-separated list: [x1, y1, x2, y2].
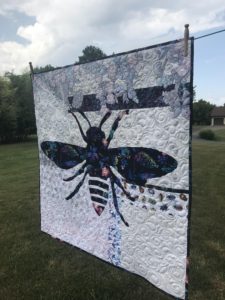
[0, 0, 225, 105]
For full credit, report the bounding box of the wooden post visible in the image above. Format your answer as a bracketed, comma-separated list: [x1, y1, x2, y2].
[29, 62, 34, 77]
[184, 24, 189, 57]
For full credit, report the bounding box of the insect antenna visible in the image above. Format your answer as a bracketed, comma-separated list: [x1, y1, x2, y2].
[77, 109, 91, 127]
[69, 110, 88, 143]
[99, 111, 111, 128]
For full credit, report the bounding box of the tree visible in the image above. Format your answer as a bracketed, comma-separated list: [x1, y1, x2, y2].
[0, 65, 58, 143]
[193, 99, 215, 125]
[6, 72, 36, 141]
[78, 45, 107, 63]
[0, 77, 17, 143]
[33, 64, 55, 73]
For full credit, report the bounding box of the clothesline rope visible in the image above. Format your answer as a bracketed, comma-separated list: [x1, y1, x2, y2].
[194, 28, 225, 40]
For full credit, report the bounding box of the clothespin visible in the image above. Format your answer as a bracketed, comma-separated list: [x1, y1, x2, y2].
[184, 24, 189, 57]
[29, 62, 34, 78]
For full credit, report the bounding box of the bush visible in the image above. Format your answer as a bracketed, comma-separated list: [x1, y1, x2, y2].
[199, 129, 216, 140]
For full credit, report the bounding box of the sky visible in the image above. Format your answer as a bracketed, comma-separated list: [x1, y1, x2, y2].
[0, 0, 225, 105]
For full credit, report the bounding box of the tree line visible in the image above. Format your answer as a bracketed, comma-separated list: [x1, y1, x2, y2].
[0, 46, 106, 144]
[0, 72, 35, 143]
[0, 45, 218, 144]
[0, 66, 57, 144]
[193, 99, 215, 125]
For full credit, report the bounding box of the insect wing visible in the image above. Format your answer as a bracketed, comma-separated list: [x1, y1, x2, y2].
[109, 147, 177, 186]
[41, 141, 87, 169]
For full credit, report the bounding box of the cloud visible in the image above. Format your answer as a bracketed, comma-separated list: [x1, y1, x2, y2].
[217, 96, 225, 106]
[0, 0, 225, 74]
[208, 96, 225, 106]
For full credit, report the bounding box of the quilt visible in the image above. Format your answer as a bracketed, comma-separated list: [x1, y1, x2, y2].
[32, 38, 193, 299]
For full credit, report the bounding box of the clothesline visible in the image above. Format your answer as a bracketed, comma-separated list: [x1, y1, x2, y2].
[194, 28, 225, 40]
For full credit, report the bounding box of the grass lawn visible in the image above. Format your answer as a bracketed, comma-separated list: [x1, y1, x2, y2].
[213, 128, 225, 142]
[0, 137, 225, 300]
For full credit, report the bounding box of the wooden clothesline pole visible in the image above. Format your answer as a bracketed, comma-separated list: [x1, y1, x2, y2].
[184, 24, 190, 57]
[29, 61, 34, 77]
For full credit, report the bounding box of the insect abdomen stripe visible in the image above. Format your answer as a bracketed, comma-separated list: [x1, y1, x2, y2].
[89, 185, 108, 193]
[89, 180, 109, 190]
[90, 188, 108, 198]
[91, 196, 107, 205]
[89, 176, 109, 210]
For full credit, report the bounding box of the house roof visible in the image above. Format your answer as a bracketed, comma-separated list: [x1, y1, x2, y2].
[211, 106, 225, 117]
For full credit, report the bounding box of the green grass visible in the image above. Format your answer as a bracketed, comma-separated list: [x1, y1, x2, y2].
[190, 140, 225, 299]
[213, 128, 225, 142]
[0, 139, 225, 299]
[192, 125, 206, 133]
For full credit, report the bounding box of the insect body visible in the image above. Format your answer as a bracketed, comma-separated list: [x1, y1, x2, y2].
[41, 102, 177, 226]
[88, 174, 110, 216]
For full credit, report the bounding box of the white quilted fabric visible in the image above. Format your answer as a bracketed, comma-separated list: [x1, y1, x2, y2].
[33, 39, 192, 299]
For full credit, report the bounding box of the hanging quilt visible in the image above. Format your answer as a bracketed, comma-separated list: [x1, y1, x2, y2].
[32, 38, 193, 299]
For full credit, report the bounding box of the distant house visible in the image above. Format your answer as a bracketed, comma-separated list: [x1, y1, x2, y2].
[211, 106, 225, 126]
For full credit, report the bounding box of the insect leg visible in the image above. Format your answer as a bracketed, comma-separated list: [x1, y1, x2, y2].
[111, 179, 129, 227]
[107, 110, 129, 145]
[65, 170, 88, 200]
[109, 168, 135, 202]
[63, 162, 87, 181]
